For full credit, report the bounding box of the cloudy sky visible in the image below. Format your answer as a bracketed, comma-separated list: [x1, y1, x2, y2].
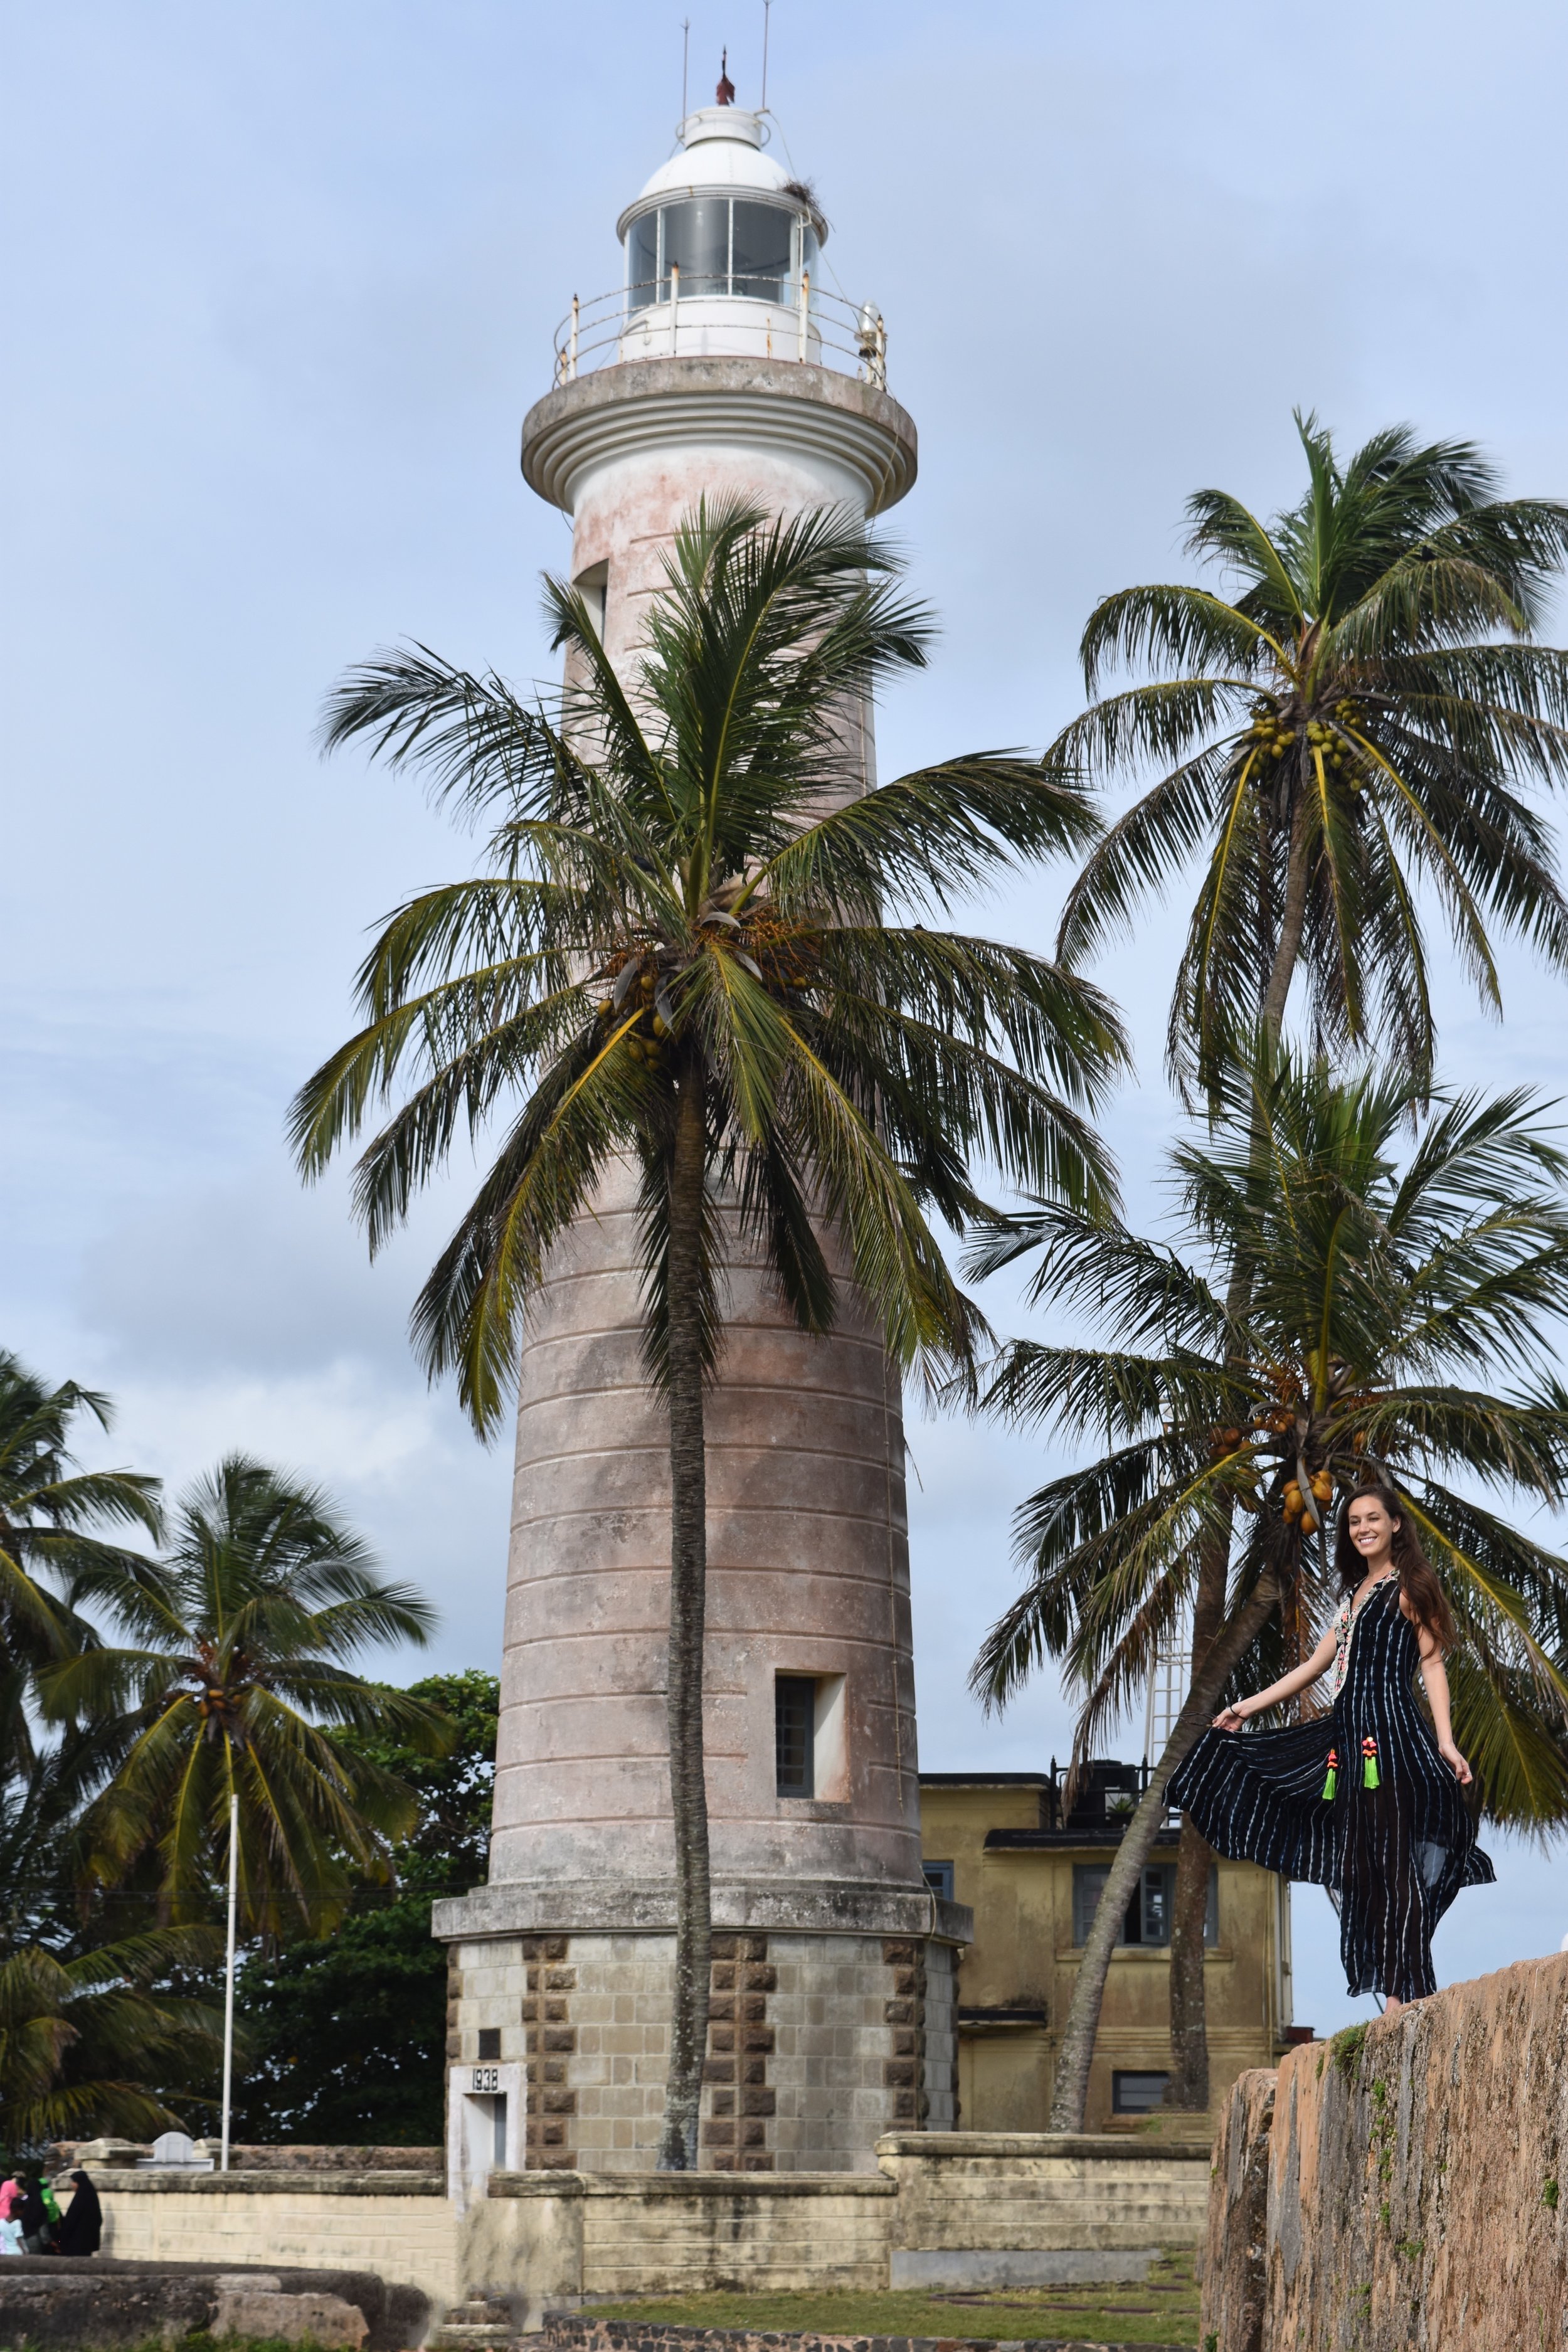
[7, 0, 1568, 2028]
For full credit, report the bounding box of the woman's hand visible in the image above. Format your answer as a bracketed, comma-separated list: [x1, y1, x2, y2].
[1212, 1703, 1248, 1732]
[1438, 1738, 1473, 1786]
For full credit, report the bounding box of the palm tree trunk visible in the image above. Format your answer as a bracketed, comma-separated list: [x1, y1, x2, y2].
[1163, 796, 1308, 2107]
[1048, 1572, 1279, 2134]
[1259, 792, 1311, 1044]
[1165, 1811, 1215, 2109]
[657, 1067, 712, 2172]
[1164, 1511, 1230, 2110]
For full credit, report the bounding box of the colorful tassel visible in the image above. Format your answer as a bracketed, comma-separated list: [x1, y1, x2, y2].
[1362, 1736, 1380, 1791]
[1322, 1747, 1338, 1801]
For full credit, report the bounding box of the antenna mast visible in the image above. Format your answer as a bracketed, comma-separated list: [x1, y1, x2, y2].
[761, 0, 772, 110]
[681, 17, 690, 125]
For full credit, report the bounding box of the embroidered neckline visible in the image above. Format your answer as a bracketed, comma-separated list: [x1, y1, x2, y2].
[1332, 1574, 1398, 1697]
[1348, 1571, 1397, 1629]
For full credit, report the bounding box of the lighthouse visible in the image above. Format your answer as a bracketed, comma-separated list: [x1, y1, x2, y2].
[435, 83, 968, 2185]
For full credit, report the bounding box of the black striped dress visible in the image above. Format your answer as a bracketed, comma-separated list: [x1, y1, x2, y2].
[1167, 1576, 1494, 2003]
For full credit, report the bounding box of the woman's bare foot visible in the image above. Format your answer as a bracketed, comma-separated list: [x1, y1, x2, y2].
[1383, 1995, 1403, 2013]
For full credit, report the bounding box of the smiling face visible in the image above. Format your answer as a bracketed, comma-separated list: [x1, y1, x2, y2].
[1347, 1493, 1399, 1567]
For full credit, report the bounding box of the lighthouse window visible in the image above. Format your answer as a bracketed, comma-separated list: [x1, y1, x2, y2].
[775, 1675, 816, 1797]
[626, 199, 806, 310]
[627, 210, 659, 302]
[731, 201, 793, 301]
[663, 197, 731, 297]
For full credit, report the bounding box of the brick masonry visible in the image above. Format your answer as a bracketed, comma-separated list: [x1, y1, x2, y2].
[702, 1935, 775, 2171]
[522, 1937, 578, 2169]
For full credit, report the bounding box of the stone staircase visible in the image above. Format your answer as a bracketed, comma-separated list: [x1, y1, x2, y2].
[427, 2296, 519, 2349]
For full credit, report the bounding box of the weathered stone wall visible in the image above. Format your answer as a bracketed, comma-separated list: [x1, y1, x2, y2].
[83, 2132, 1213, 2335]
[90, 2171, 457, 2314]
[1200, 1955, 1568, 2350]
[468, 2171, 896, 2307]
[462, 2131, 1209, 2323]
[1200, 2068, 1275, 2352]
[879, 2134, 1210, 2258]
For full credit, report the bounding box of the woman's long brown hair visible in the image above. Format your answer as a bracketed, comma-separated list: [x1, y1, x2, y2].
[1334, 1481, 1457, 1651]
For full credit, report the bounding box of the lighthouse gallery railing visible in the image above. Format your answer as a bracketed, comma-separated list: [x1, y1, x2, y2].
[550, 275, 889, 391]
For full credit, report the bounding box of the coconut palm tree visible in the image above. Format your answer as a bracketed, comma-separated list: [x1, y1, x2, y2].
[0, 1350, 162, 1689]
[41, 1456, 451, 1942]
[1052, 416, 1568, 2101]
[0, 1931, 223, 2149]
[969, 1046, 1568, 2129]
[289, 498, 1129, 2167]
[1056, 413, 1568, 1099]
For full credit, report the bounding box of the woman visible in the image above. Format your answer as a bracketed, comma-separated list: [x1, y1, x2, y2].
[53, 2171, 102, 2258]
[14, 2174, 51, 2254]
[0, 2175, 23, 2257]
[1168, 1484, 1493, 2008]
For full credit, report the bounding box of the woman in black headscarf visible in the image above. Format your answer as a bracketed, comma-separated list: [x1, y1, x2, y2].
[16, 2177, 51, 2254]
[53, 2172, 102, 2257]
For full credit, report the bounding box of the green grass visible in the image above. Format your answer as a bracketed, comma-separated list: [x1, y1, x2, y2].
[589, 2249, 1200, 2346]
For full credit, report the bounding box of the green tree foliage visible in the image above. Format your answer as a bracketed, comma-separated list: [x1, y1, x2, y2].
[41, 1456, 452, 1940]
[228, 1673, 498, 2146]
[0, 1348, 161, 1682]
[291, 498, 1127, 2165]
[0, 1933, 222, 2156]
[1054, 415, 1568, 1099]
[970, 1047, 1568, 2125]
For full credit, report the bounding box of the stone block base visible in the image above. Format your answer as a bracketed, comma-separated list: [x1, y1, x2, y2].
[446, 1927, 958, 2174]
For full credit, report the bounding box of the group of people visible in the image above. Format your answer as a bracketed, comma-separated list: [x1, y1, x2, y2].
[0, 2169, 102, 2259]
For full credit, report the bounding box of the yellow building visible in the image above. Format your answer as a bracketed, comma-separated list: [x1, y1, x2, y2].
[919, 1762, 1304, 2132]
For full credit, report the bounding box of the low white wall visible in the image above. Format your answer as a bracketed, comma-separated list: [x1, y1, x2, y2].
[95, 2172, 458, 2312]
[879, 2132, 1212, 2254]
[462, 2132, 1212, 2321]
[91, 2133, 1213, 2331]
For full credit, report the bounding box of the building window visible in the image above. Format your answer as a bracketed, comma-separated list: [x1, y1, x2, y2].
[923, 1860, 955, 1902]
[1113, 2069, 1170, 2115]
[1072, 1863, 1219, 1948]
[477, 2028, 501, 2060]
[775, 1675, 816, 1796]
[572, 562, 607, 641]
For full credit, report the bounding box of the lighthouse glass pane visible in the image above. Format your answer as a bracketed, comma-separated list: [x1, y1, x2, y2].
[732, 201, 793, 300]
[627, 211, 659, 308]
[663, 198, 729, 297]
[775, 1675, 816, 1797]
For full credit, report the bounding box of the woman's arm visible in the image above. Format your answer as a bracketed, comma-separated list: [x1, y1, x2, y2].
[1414, 1625, 1473, 1784]
[1211, 1627, 1339, 1732]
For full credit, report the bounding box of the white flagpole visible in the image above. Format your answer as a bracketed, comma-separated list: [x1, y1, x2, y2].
[221, 1789, 238, 2172]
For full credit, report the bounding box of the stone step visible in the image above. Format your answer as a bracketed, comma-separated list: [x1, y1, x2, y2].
[427, 2299, 517, 2349]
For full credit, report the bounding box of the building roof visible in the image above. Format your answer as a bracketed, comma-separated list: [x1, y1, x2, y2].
[618, 109, 825, 242]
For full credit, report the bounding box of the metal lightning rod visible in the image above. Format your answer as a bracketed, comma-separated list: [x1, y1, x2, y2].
[681, 18, 690, 127]
[761, 0, 772, 110]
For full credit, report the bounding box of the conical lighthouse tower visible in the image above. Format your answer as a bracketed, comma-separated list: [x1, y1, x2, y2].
[435, 87, 968, 2184]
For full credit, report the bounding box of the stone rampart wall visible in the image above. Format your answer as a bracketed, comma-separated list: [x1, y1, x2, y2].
[1200, 1954, 1568, 2351]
